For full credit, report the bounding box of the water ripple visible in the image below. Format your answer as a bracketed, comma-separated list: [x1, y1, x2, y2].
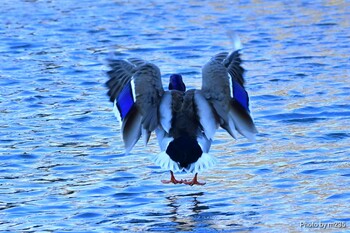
[1, 0, 350, 232]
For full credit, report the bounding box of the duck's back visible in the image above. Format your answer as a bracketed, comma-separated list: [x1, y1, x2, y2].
[166, 90, 203, 168]
[169, 90, 200, 138]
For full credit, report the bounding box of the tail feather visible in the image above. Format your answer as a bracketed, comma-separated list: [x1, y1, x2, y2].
[152, 152, 181, 172]
[185, 153, 217, 173]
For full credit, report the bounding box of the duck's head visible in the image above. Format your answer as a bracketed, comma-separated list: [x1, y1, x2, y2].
[169, 74, 186, 92]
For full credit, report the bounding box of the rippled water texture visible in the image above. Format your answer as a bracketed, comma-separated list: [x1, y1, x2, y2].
[1, 0, 350, 232]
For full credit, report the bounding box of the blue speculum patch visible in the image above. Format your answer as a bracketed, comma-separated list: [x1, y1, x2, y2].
[232, 81, 249, 111]
[117, 82, 134, 120]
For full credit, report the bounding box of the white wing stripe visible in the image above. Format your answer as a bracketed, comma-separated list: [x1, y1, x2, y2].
[113, 99, 122, 125]
[228, 73, 234, 98]
[130, 78, 137, 102]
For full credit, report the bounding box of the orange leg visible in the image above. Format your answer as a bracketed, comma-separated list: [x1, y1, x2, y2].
[161, 171, 183, 184]
[183, 173, 206, 186]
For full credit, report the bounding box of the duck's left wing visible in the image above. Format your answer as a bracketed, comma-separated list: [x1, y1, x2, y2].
[201, 48, 258, 141]
[106, 57, 164, 154]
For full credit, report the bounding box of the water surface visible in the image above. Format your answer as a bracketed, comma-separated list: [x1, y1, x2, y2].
[1, 0, 350, 232]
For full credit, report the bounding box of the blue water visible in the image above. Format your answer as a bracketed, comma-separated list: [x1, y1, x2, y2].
[1, 0, 350, 232]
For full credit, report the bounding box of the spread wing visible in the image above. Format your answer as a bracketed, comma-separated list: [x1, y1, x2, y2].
[106, 57, 164, 154]
[201, 49, 258, 141]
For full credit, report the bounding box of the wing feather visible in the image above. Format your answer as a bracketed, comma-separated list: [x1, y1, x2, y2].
[127, 57, 146, 67]
[224, 50, 245, 86]
[106, 60, 135, 102]
[201, 45, 257, 141]
[106, 58, 164, 152]
[132, 63, 164, 132]
[159, 91, 172, 133]
[194, 90, 218, 140]
[121, 106, 142, 154]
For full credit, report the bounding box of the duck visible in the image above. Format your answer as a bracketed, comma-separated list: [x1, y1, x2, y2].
[105, 38, 258, 185]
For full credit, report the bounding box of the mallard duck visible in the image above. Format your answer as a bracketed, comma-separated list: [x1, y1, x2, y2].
[106, 41, 257, 185]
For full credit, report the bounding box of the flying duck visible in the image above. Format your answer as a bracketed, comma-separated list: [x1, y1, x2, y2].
[106, 40, 258, 185]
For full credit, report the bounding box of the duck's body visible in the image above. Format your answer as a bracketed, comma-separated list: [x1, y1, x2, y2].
[155, 89, 216, 177]
[106, 39, 257, 185]
[166, 90, 203, 169]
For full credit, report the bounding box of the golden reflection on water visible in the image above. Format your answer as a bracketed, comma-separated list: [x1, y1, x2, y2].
[2, 0, 350, 232]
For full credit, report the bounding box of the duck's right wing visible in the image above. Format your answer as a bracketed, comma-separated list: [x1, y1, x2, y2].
[106, 57, 164, 154]
[201, 48, 258, 141]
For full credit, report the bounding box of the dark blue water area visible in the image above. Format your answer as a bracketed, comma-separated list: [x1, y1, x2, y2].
[1, 0, 350, 232]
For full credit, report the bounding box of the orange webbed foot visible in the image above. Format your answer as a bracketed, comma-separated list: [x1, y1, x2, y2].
[183, 173, 206, 186]
[161, 171, 183, 184]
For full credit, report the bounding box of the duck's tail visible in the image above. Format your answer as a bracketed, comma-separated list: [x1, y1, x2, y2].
[153, 130, 217, 173]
